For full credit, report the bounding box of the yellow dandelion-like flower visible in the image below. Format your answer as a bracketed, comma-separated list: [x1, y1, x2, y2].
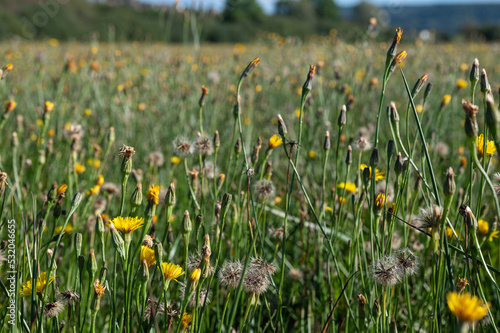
[88, 185, 100, 196]
[97, 175, 105, 186]
[57, 184, 68, 195]
[441, 95, 452, 108]
[4, 100, 16, 112]
[337, 182, 357, 193]
[44, 101, 55, 113]
[3, 63, 14, 72]
[416, 104, 423, 114]
[146, 184, 160, 205]
[308, 150, 317, 159]
[110, 216, 144, 234]
[20, 272, 55, 297]
[140, 245, 156, 268]
[93, 279, 106, 299]
[476, 134, 496, 157]
[171, 156, 181, 165]
[360, 164, 385, 181]
[268, 134, 283, 149]
[160, 262, 184, 282]
[75, 163, 86, 174]
[325, 206, 333, 213]
[456, 79, 468, 89]
[180, 312, 193, 329]
[375, 193, 386, 210]
[55, 225, 74, 234]
[489, 230, 499, 242]
[446, 292, 489, 322]
[477, 219, 489, 236]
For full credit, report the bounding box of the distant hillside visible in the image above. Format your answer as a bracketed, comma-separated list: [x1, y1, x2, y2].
[341, 3, 500, 35]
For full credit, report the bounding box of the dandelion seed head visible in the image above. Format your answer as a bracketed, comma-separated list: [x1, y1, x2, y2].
[253, 179, 275, 202]
[418, 205, 444, 229]
[173, 136, 194, 156]
[394, 248, 419, 276]
[194, 135, 214, 156]
[370, 255, 401, 286]
[219, 260, 243, 290]
[243, 269, 270, 295]
[44, 301, 64, 318]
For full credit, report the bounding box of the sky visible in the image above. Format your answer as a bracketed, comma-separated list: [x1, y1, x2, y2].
[141, 0, 500, 13]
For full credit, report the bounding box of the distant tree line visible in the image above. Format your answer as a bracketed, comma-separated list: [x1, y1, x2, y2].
[1, 0, 498, 43]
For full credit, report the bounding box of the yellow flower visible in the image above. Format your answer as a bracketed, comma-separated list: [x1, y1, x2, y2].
[274, 196, 282, 205]
[57, 184, 68, 195]
[489, 230, 499, 242]
[44, 101, 55, 113]
[477, 219, 489, 236]
[110, 216, 144, 234]
[55, 224, 74, 234]
[97, 175, 105, 186]
[171, 156, 181, 165]
[180, 312, 193, 329]
[456, 79, 468, 89]
[375, 193, 386, 210]
[75, 163, 86, 174]
[140, 245, 156, 268]
[146, 184, 160, 205]
[3, 63, 14, 72]
[360, 164, 385, 181]
[190, 268, 201, 284]
[337, 182, 357, 193]
[476, 134, 496, 157]
[93, 279, 106, 299]
[268, 134, 283, 149]
[308, 151, 317, 159]
[415, 104, 423, 114]
[456, 276, 469, 293]
[325, 206, 333, 213]
[160, 262, 184, 282]
[4, 100, 16, 112]
[48, 129, 55, 137]
[446, 292, 489, 322]
[441, 95, 452, 108]
[20, 272, 55, 297]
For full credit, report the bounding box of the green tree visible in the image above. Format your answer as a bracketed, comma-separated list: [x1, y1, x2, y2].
[223, 0, 265, 23]
[313, 0, 339, 20]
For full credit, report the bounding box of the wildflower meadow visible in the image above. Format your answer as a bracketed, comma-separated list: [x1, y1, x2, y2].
[0, 28, 499, 332]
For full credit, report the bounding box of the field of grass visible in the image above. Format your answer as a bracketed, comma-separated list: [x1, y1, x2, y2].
[0, 30, 499, 332]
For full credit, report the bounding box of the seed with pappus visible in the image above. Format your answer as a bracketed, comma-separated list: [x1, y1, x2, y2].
[249, 257, 276, 276]
[173, 136, 194, 156]
[394, 248, 419, 276]
[370, 256, 401, 286]
[243, 269, 270, 295]
[219, 260, 243, 290]
[195, 135, 214, 156]
[253, 179, 275, 202]
[44, 301, 64, 318]
[418, 205, 444, 229]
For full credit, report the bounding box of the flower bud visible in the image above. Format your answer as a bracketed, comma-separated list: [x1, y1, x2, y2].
[387, 140, 395, 158]
[444, 167, 456, 197]
[182, 210, 192, 235]
[387, 28, 403, 59]
[277, 114, 287, 137]
[338, 105, 347, 127]
[345, 145, 352, 165]
[213, 130, 220, 149]
[302, 65, 315, 95]
[221, 193, 232, 222]
[370, 148, 379, 168]
[130, 183, 143, 208]
[459, 204, 478, 229]
[423, 83, 433, 103]
[87, 249, 97, 277]
[234, 137, 242, 155]
[324, 131, 331, 151]
[154, 242, 163, 268]
[485, 93, 499, 144]
[470, 58, 479, 85]
[480, 68, 491, 93]
[411, 73, 429, 97]
[462, 99, 479, 139]
[71, 192, 83, 209]
[75, 233, 83, 257]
